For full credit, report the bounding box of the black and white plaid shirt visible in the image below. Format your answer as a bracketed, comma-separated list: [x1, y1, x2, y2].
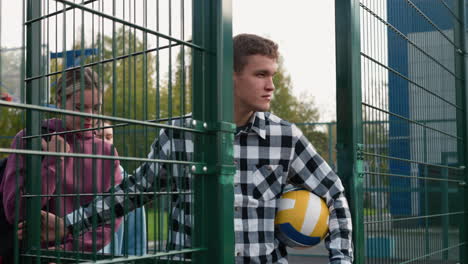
[65, 112, 353, 263]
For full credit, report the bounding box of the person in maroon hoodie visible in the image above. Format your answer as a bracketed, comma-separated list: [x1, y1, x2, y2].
[0, 68, 122, 252]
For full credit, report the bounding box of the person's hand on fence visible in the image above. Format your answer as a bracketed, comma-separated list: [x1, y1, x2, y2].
[41, 135, 70, 157]
[18, 211, 66, 242]
[17, 221, 25, 240]
[41, 210, 66, 242]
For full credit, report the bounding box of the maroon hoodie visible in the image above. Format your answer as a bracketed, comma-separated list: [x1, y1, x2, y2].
[0, 118, 122, 251]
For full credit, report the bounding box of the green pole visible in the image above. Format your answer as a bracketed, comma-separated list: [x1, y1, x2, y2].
[192, 0, 235, 263]
[25, 0, 43, 263]
[441, 153, 449, 261]
[335, 0, 364, 263]
[423, 124, 429, 257]
[455, 0, 468, 262]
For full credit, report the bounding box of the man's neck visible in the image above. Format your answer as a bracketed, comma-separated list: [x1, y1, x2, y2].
[234, 108, 254, 127]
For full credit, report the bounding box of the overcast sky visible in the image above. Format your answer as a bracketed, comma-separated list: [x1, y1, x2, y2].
[233, 1, 337, 121]
[1, 1, 337, 121]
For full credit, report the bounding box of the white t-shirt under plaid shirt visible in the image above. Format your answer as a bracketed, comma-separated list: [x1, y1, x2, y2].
[65, 112, 353, 263]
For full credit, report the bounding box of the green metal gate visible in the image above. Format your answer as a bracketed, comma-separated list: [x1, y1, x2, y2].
[0, 0, 235, 263]
[336, 0, 468, 263]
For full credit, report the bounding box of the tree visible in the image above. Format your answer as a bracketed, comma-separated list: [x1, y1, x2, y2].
[0, 48, 24, 157]
[170, 48, 192, 117]
[93, 28, 161, 172]
[270, 57, 330, 160]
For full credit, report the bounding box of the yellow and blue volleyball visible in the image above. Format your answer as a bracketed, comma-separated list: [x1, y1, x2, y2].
[275, 189, 329, 248]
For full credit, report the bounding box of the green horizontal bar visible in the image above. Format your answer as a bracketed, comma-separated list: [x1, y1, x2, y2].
[27, 41, 186, 84]
[0, 147, 203, 166]
[360, 2, 461, 79]
[440, 0, 463, 23]
[88, 248, 205, 264]
[23, 248, 204, 263]
[288, 253, 328, 258]
[362, 151, 464, 170]
[295, 122, 336, 126]
[0, 100, 204, 133]
[398, 242, 465, 264]
[25, 0, 98, 25]
[45, 0, 204, 51]
[22, 191, 192, 198]
[25, 0, 97, 25]
[365, 171, 464, 183]
[365, 186, 459, 193]
[366, 227, 460, 235]
[362, 102, 462, 140]
[364, 211, 464, 224]
[404, 0, 460, 49]
[361, 52, 462, 111]
[296, 117, 459, 126]
[22, 115, 193, 140]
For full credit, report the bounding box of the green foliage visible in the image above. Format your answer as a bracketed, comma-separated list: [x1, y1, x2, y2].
[270, 57, 319, 124]
[270, 57, 330, 160]
[146, 209, 168, 242]
[170, 48, 192, 117]
[0, 108, 23, 158]
[1, 31, 331, 168]
[0, 48, 24, 157]
[92, 28, 160, 172]
[78, 28, 192, 172]
[96, 28, 158, 121]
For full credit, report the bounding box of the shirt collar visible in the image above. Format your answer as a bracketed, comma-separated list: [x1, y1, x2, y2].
[237, 112, 266, 139]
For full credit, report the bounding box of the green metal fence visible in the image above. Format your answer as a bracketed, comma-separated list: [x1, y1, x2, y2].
[4, 0, 468, 263]
[0, 0, 234, 263]
[336, 0, 468, 263]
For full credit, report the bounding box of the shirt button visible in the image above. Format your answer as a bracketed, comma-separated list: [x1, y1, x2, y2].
[235, 206, 239, 212]
[236, 252, 241, 256]
[266, 165, 272, 171]
[234, 160, 238, 165]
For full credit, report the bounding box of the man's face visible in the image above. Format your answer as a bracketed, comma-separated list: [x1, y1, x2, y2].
[234, 55, 278, 114]
[95, 125, 114, 144]
[60, 89, 101, 132]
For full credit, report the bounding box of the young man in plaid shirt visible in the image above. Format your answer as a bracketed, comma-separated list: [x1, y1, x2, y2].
[39, 34, 353, 263]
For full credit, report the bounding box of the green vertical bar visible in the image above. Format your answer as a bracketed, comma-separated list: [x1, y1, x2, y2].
[192, 0, 235, 263]
[25, 0, 42, 263]
[455, 0, 467, 263]
[423, 125, 429, 258]
[335, 0, 364, 263]
[441, 154, 449, 261]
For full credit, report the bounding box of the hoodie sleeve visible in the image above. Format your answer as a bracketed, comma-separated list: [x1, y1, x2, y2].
[64, 129, 172, 233]
[2, 130, 65, 224]
[61, 147, 123, 252]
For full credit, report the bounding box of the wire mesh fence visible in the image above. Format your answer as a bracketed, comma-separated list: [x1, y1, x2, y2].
[358, 0, 466, 263]
[3, 0, 468, 263]
[0, 0, 234, 263]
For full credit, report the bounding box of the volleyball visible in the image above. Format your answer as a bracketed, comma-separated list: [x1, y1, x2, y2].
[275, 189, 329, 248]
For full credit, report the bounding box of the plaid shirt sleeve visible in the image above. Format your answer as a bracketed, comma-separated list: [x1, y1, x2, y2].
[287, 125, 353, 264]
[65, 129, 172, 234]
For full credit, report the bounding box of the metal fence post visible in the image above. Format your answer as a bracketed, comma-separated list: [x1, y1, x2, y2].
[24, 0, 43, 262]
[456, 0, 468, 262]
[192, 0, 235, 263]
[335, 0, 364, 263]
[327, 123, 334, 168]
